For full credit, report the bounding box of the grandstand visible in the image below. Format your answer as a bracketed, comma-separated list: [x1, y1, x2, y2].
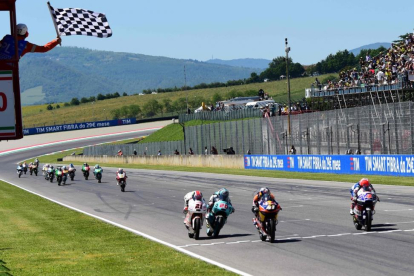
[306, 31, 414, 110]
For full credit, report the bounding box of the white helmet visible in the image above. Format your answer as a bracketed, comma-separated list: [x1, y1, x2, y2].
[62, 166, 67, 170]
[16, 23, 28, 36]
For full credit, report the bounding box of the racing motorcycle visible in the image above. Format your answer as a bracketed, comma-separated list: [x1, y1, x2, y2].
[94, 167, 103, 183]
[68, 167, 76, 181]
[82, 165, 90, 180]
[116, 171, 127, 192]
[48, 167, 55, 183]
[352, 187, 378, 232]
[186, 198, 207, 240]
[17, 165, 23, 178]
[62, 167, 69, 185]
[55, 169, 64, 186]
[43, 167, 49, 180]
[30, 164, 38, 176]
[253, 194, 281, 243]
[22, 163, 28, 174]
[206, 200, 234, 238]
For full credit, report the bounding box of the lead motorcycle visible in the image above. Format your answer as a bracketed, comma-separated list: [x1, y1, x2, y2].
[185, 198, 207, 240]
[22, 163, 28, 174]
[206, 200, 234, 238]
[352, 187, 379, 232]
[253, 194, 282, 243]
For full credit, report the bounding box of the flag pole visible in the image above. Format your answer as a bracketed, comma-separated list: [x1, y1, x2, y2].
[47, 1, 61, 45]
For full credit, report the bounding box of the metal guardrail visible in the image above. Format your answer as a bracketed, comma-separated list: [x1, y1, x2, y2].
[179, 108, 262, 123]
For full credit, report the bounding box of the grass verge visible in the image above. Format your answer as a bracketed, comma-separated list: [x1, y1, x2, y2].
[0, 180, 234, 275]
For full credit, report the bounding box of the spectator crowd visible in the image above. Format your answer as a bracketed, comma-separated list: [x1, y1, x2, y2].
[315, 33, 414, 90]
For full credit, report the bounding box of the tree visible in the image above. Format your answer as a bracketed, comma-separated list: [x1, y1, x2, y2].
[114, 92, 121, 98]
[47, 104, 53, 110]
[88, 96, 96, 102]
[97, 93, 105, 100]
[64, 102, 70, 107]
[143, 99, 161, 117]
[128, 104, 141, 118]
[80, 97, 89, 104]
[122, 92, 128, 96]
[56, 104, 60, 109]
[212, 92, 223, 103]
[70, 98, 80, 106]
[172, 98, 187, 113]
[162, 98, 174, 113]
[111, 109, 121, 119]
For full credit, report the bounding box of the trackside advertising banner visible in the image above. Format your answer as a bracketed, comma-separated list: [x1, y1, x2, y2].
[23, 118, 136, 136]
[244, 154, 414, 177]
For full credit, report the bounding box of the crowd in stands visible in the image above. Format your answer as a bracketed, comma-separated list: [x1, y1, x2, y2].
[315, 33, 414, 90]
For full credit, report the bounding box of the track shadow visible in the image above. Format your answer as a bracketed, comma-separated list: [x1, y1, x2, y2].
[372, 223, 396, 227]
[123, 191, 135, 193]
[371, 227, 399, 232]
[273, 238, 301, 244]
[195, 233, 253, 240]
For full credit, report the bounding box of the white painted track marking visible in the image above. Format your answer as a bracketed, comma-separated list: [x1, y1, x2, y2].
[0, 179, 251, 276]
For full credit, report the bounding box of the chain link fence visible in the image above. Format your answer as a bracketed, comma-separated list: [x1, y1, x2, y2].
[179, 108, 262, 123]
[84, 102, 414, 156]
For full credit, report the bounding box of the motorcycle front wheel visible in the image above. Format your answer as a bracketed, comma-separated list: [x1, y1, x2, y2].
[194, 218, 201, 240]
[365, 210, 372, 232]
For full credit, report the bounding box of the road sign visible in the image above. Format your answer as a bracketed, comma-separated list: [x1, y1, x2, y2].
[0, 70, 17, 138]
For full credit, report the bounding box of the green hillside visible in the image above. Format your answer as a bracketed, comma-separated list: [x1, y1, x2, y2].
[21, 74, 332, 128]
[19, 47, 261, 104]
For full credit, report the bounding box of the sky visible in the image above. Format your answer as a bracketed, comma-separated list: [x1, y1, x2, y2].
[1, 0, 413, 65]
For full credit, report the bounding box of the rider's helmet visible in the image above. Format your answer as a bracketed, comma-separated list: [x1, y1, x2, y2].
[70, 163, 74, 167]
[218, 188, 229, 201]
[360, 178, 370, 189]
[50, 166, 54, 169]
[193, 191, 203, 200]
[260, 187, 270, 197]
[95, 164, 99, 168]
[16, 23, 28, 37]
[118, 168, 124, 174]
[62, 165, 67, 170]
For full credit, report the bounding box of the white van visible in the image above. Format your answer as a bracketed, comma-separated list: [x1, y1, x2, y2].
[245, 100, 277, 109]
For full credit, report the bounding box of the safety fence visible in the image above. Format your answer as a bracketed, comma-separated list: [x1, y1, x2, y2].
[179, 108, 262, 123]
[84, 101, 414, 156]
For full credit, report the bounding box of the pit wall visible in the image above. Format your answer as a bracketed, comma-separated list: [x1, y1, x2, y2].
[63, 155, 244, 169]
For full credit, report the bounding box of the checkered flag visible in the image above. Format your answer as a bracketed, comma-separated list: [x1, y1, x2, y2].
[48, 3, 112, 38]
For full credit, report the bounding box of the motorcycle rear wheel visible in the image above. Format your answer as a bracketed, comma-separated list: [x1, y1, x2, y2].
[213, 216, 224, 238]
[194, 218, 201, 240]
[259, 232, 267, 241]
[269, 219, 276, 243]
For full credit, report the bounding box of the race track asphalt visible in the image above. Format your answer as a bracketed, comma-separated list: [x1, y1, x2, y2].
[1, 126, 413, 276]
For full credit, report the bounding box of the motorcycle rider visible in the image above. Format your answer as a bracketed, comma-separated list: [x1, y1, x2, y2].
[93, 164, 102, 177]
[251, 187, 281, 228]
[116, 168, 127, 185]
[183, 191, 204, 228]
[350, 178, 379, 215]
[207, 188, 235, 216]
[82, 162, 89, 171]
[34, 158, 40, 167]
